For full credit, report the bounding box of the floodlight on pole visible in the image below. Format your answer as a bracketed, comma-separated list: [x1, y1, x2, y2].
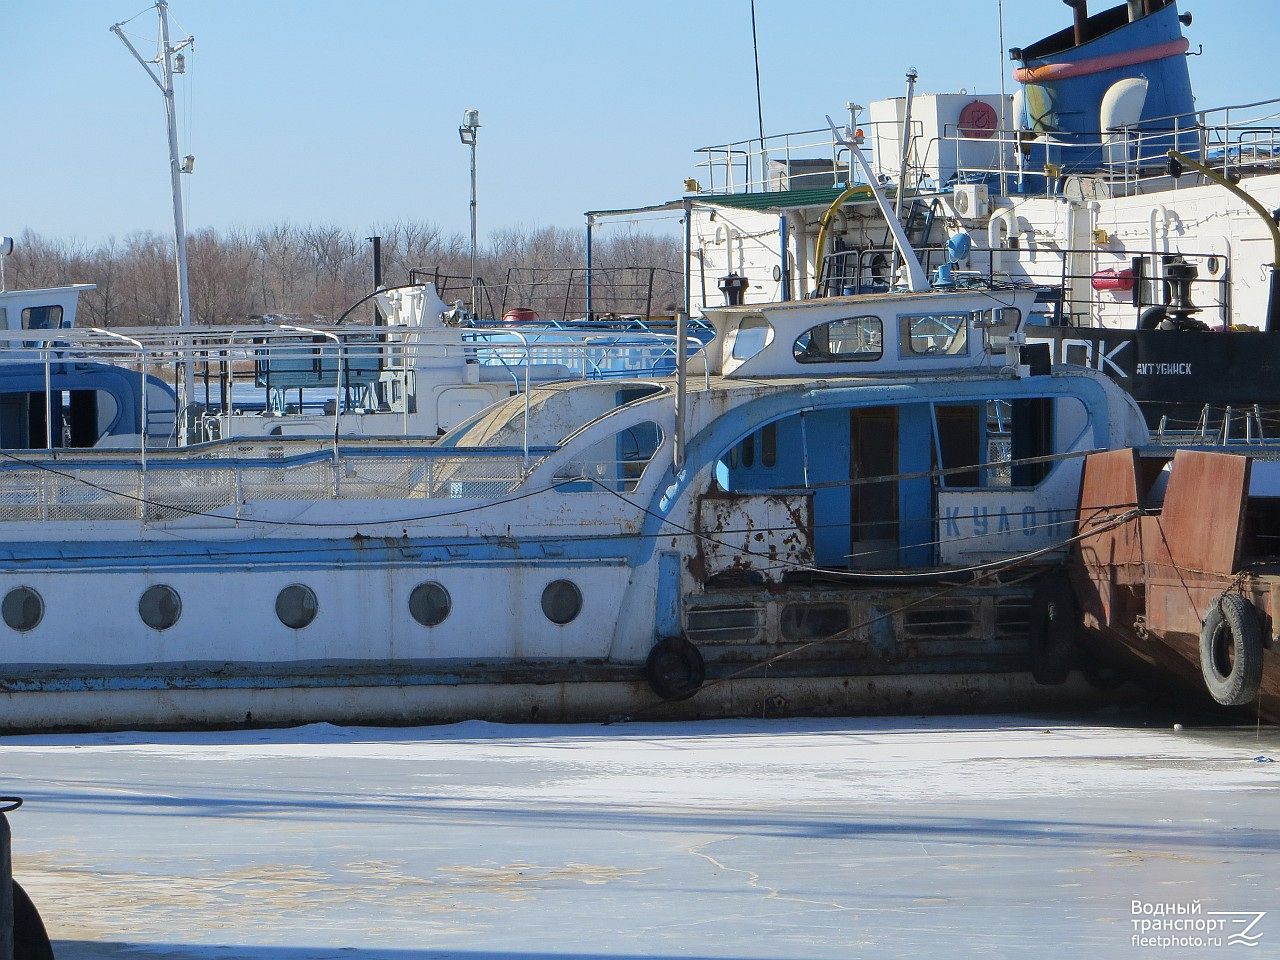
[458, 109, 480, 317]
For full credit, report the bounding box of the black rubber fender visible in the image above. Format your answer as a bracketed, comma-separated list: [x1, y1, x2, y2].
[1028, 574, 1077, 686]
[645, 636, 705, 701]
[1199, 593, 1264, 707]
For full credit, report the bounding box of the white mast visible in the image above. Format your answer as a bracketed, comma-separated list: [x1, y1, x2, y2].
[112, 2, 195, 329]
[112, 2, 196, 429]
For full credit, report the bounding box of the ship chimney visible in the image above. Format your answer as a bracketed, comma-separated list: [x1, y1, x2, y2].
[1064, 0, 1089, 45]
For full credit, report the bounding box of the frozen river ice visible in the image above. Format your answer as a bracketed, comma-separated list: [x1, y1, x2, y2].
[0, 712, 1276, 959]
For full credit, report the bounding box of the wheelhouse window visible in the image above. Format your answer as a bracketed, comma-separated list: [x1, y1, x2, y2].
[729, 315, 774, 361]
[899, 312, 970, 356]
[22, 305, 63, 330]
[794, 315, 883, 363]
[554, 421, 663, 492]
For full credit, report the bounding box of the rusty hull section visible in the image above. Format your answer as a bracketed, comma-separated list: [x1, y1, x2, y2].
[693, 492, 814, 585]
[1072, 448, 1280, 722]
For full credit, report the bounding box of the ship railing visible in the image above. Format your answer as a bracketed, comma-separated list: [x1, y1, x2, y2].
[685, 94, 1280, 208]
[0, 443, 562, 523]
[465, 330, 699, 381]
[1049, 246, 1231, 329]
[816, 244, 951, 298]
[1187, 97, 1280, 181]
[1154, 404, 1272, 447]
[691, 126, 857, 196]
[413, 264, 686, 323]
[0, 326, 705, 448]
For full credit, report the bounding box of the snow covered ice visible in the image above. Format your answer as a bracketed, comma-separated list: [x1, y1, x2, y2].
[0, 714, 1276, 959]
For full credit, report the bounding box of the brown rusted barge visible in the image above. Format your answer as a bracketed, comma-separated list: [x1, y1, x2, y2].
[1070, 448, 1280, 722]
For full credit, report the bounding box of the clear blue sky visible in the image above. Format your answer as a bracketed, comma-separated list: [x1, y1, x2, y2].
[3, 1, 1273, 247]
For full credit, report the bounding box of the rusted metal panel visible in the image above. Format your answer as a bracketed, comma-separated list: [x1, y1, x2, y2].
[694, 493, 813, 584]
[1144, 575, 1215, 639]
[1076, 449, 1143, 578]
[1073, 451, 1145, 636]
[1159, 450, 1250, 576]
[1139, 515, 1175, 569]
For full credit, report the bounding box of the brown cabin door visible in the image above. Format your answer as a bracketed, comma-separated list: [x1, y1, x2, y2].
[849, 407, 898, 568]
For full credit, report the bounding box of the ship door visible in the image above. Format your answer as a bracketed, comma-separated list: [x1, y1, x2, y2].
[935, 405, 983, 488]
[849, 407, 898, 568]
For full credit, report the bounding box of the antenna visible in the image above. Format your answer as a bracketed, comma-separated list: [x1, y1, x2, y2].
[750, 0, 768, 189]
[997, 0, 1009, 198]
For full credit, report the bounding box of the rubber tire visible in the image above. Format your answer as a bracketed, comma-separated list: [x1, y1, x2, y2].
[1199, 593, 1264, 707]
[645, 636, 705, 701]
[1029, 575, 1076, 686]
[12, 880, 55, 960]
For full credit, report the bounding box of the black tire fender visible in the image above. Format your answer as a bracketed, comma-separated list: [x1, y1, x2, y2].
[645, 636, 705, 701]
[1199, 592, 1264, 707]
[1029, 574, 1077, 686]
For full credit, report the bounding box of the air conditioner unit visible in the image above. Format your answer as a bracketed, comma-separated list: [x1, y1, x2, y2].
[952, 184, 989, 219]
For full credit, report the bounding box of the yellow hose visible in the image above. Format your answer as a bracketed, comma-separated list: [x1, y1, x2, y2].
[813, 184, 874, 284]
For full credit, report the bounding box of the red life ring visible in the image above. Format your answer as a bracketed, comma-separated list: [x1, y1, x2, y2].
[958, 101, 999, 139]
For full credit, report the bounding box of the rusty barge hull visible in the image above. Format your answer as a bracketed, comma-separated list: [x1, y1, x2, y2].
[1072, 448, 1280, 722]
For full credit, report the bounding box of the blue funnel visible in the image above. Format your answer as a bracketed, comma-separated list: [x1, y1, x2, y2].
[1013, 1, 1195, 173]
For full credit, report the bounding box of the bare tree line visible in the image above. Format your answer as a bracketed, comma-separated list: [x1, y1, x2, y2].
[4, 222, 684, 326]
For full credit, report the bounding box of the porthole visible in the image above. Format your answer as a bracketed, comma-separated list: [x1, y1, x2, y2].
[409, 581, 451, 627]
[541, 579, 582, 625]
[139, 584, 182, 631]
[2, 586, 43, 632]
[275, 583, 318, 629]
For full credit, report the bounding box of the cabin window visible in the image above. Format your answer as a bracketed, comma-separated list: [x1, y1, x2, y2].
[986, 400, 1014, 487]
[554, 421, 663, 492]
[2, 586, 43, 632]
[275, 583, 318, 629]
[729, 315, 774, 361]
[409, 581, 451, 627]
[720, 420, 780, 487]
[794, 316, 883, 363]
[21, 305, 63, 331]
[900, 312, 970, 356]
[761, 422, 777, 467]
[541, 579, 582, 624]
[138, 584, 182, 631]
